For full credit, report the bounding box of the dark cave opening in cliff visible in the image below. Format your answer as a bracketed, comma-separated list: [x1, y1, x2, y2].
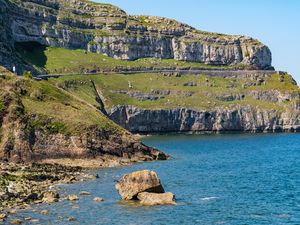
[15, 41, 47, 69]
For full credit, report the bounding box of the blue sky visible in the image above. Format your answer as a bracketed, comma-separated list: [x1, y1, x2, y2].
[97, 0, 300, 83]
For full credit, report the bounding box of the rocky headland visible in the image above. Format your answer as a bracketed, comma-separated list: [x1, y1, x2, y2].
[0, 0, 300, 221]
[0, 66, 168, 220]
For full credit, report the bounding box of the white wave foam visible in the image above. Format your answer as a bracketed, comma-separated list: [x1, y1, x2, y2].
[200, 197, 219, 201]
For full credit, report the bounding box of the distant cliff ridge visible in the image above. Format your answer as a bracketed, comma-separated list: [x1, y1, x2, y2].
[1, 0, 272, 72]
[109, 105, 300, 133]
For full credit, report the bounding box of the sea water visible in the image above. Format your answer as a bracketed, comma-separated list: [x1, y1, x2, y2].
[9, 133, 300, 224]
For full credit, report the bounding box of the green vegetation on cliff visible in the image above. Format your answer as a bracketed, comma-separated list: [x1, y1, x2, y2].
[49, 72, 299, 112]
[21, 79, 121, 134]
[13, 44, 299, 114]
[0, 68, 122, 137]
[17, 45, 248, 75]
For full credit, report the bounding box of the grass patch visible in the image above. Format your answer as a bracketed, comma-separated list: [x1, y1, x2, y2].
[27, 114, 69, 135]
[0, 96, 4, 113]
[20, 79, 121, 135]
[50, 72, 300, 111]
[17, 46, 239, 74]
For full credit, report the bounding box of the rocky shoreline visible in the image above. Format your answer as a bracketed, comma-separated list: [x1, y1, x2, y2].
[0, 147, 170, 223]
[0, 162, 99, 221]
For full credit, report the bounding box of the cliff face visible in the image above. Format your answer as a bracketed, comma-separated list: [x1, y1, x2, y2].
[109, 105, 300, 133]
[0, 70, 167, 163]
[84, 71, 300, 134]
[3, 0, 272, 70]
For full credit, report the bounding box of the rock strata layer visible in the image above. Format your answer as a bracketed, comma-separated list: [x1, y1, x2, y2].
[109, 105, 300, 133]
[0, 0, 272, 72]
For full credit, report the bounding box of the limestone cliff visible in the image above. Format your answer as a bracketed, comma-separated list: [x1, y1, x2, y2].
[109, 105, 300, 133]
[2, 0, 272, 72]
[92, 71, 300, 133]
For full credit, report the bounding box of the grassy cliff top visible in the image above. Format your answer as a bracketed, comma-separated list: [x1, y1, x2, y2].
[0, 73, 122, 136]
[16, 44, 250, 74]
[48, 72, 299, 112]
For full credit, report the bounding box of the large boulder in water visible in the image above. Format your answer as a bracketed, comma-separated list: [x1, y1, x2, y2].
[115, 170, 165, 200]
[137, 192, 176, 206]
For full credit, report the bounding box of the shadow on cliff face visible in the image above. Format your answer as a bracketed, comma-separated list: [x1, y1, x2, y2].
[15, 41, 47, 69]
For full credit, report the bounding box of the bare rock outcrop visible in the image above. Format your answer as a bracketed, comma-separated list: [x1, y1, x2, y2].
[109, 105, 300, 133]
[116, 170, 176, 206]
[115, 170, 164, 200]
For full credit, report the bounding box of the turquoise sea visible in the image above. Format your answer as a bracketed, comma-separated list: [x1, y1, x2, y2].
[9, 133, 300, 224]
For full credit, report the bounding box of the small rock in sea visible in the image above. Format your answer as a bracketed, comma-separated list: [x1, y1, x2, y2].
[137, 192, 176, 206]
[67, 194, 79, 201]
[68, 217, 77, 222]
[93, 197, 104, 202]
[40, 210, 49, 215]
[116, 170, 176, 206]
[115, 170, 164, 200]
[10, 219, 22, 224]
[79, 191, 90, 196]
[42, 191, 59, 204]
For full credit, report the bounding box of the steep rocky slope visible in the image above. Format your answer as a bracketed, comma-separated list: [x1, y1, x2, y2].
[0, 67, 167, 162]
[2, 0, 272, 73]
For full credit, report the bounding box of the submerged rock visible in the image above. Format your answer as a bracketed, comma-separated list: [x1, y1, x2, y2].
[115, 170, 164, 200]
[67, 194, 79, 201]
[68, 217, 77, 222]
[93, 197, 104, 202]
[40, 210, 49, 215]
[137, 192, 176, 206]
[10, 219, 22, 224]
[79, 191, 90, 196]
